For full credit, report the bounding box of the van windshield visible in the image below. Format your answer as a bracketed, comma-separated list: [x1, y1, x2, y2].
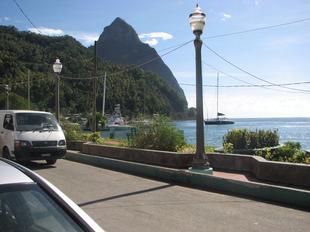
[16, 113, 59, 131]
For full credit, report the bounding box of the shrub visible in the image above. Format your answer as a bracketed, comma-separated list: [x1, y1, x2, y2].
[223, 129, 248, 150]
[257, 129, 279, 148]
[129, 116, 186, 152]
[63, 122, 84, 141]
[223, 143, 234, 153]
[223, 129, 279, 150]
[88, 132, 101, 143]
[256, 141, 310, 164]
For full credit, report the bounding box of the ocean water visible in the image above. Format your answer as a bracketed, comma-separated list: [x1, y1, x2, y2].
[173, 118, 310, 150]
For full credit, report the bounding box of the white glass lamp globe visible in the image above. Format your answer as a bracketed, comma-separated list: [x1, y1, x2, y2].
[189, 5, 206, 34]
[53, 58, 62, 73]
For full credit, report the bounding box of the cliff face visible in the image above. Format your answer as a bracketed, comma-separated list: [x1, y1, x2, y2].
[96, 17, 187, 111]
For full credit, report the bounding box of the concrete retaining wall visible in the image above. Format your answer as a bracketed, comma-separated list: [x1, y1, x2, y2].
[208, 153, 310, 188]
[81, 142, 193, 169]
[66, 141, 310, 188]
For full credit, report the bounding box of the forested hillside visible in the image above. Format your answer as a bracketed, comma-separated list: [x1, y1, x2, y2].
[0, 26, 188, 117]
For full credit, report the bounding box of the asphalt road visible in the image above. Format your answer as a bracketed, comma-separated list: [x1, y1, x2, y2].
[29, 159, 309, 232]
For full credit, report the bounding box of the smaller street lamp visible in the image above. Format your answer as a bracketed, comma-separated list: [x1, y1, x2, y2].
[53, 58, 62, 122]
[189, 5, 212, 173]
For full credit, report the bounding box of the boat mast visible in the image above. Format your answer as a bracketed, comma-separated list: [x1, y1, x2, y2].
[216, 72, 219, 119]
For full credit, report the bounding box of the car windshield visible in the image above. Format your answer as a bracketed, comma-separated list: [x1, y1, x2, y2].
[0, 184, 84, 232]
[16, 113, 58, 131]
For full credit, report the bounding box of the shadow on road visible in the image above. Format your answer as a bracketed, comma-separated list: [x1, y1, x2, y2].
[21, 161, 57, 170]
[78, 184, 174, 207]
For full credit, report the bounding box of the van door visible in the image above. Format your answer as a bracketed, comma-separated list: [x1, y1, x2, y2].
[2, 114, 15, 156]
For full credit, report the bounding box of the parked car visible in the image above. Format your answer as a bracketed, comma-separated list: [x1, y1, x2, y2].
[0, 110, 66, 165]
[0, 158, 104, 232]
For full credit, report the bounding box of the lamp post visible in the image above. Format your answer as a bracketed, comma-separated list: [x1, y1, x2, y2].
[53, 58, 62, 122]
[189, 5, 212, 172]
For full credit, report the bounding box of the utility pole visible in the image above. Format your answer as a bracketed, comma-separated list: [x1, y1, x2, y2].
[102, 72, 106, 116]
[27, 70, 30, 109]
[5, 85, 10, 110]
[92, 41, 97, 132]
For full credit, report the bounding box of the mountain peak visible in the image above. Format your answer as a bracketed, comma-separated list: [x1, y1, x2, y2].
[111, 17, 128, 27]
[96, 18, 188, 111]
[98, 17, 140, 45]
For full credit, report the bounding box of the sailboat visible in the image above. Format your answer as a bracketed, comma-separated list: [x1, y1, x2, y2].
[204, 73, 234, 125]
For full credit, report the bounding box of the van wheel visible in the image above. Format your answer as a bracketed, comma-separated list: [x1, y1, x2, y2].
[2, 147, 11, 160]
[46, 159, 57, 165]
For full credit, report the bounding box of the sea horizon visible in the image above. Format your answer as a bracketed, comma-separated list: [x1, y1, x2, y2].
[174, 117, 310, 150]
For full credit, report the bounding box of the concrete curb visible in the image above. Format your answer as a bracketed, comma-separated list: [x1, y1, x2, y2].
[65, 151, 310, 209]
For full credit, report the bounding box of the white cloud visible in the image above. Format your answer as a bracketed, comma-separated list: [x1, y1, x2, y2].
[0, 16, 10, 22]
[68, 32, 99, 46]
[28, 27, 64, 36]
[144, 38, 159, 46]
[221, 13, 232, 21]
[27, 27, 99, 46]
[139, 32, 173, 46]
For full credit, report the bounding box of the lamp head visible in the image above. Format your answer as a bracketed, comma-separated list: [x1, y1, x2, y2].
[189, 4, 206, 36]
[53, 58, 62, 73]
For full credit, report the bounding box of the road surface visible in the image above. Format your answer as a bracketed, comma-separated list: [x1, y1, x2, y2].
[28, 159, 309, 232]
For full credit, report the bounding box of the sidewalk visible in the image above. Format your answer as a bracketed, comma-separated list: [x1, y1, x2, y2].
[213, 170, 310, 191]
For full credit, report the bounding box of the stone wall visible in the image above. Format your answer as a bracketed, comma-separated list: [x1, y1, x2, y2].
[66, 141, 310, 188]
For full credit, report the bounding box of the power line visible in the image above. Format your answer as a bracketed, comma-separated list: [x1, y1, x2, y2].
[202, 62, 304, 94]
[61, 76, 94, 80]
[57, 40, 193, 80]
[12, 0, 42, 34]
[179, 81, 310, 88]
[96, 39, 193, 79]
[205, 17, 310, 40]
[203, 62, 257, 86]
[204, 44, 310, 94]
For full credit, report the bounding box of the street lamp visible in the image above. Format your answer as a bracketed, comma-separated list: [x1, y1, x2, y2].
[53, 58, 62, 122]
[189, 5, 212, 173]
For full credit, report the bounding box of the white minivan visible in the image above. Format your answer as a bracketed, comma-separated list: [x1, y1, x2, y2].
[0, 110, 66, 165]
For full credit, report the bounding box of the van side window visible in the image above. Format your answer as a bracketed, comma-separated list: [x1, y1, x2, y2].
[3, 114, 14, 131]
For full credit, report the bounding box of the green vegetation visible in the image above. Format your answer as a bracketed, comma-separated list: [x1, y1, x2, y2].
[223, 142, 234, 153]
[255, 141, 310, 164]
[129, 116, 186, 152]
[223, 128, 279, 150]
[0, 26, 187, 117]
[178, 144, 214, 153]
[222, 129, 309, 164]
[62, 121, 84, 141]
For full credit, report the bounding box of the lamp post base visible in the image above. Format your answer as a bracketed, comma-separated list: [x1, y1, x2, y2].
[189, 157, 213, 174]
[188, 166, 213, 174]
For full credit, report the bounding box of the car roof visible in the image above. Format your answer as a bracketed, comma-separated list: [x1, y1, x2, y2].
[0, 160, 33, 185]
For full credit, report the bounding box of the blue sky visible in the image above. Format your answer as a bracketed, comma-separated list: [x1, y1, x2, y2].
[1, 0, 310, 118]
